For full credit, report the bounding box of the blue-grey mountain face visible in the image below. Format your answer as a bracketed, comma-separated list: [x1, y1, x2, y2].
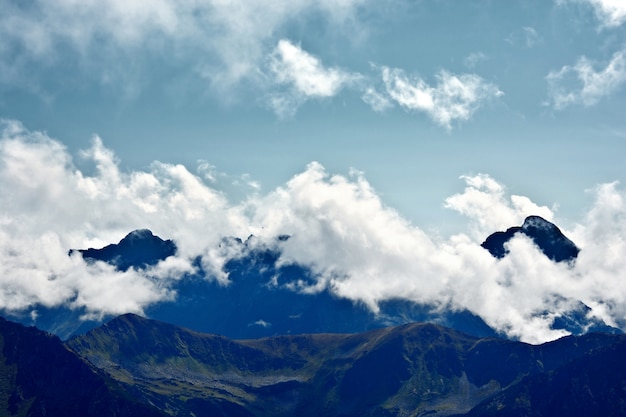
[481, 215, 580, 262]
[145, 236, 498, 340]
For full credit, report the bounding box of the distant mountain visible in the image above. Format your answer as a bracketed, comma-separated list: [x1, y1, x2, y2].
[0, 317, 165, 417]
[142, 235, 500, 340]
[481, 215, 579, 262]
[7, 221, 618, 341]
[63, 314, 626, 417]
[480, 216, 619, 336]
[71, 229, 176, 271]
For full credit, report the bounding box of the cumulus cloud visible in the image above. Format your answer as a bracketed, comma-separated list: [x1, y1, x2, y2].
[590, 0, 626, 26]
[0, 119, 245, 318]
[378, 67, 503, 129]
[3, 120, 626, 343]
[268, 39, 361, 117]
[444, 174, 555, 238]
[242, 164, 626, 343]
[546, 50, 626, 109]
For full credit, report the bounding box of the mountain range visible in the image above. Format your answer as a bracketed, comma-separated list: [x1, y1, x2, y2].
[1, 313, 625, 416]
[2, 216, 619, 341]
[2, 216, 623, 415]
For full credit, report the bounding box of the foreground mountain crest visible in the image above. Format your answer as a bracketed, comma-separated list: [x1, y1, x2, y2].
[2, 314, 625, 416]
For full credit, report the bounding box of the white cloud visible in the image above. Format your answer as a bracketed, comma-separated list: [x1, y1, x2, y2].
[380, 67, 503, 129]
[4, 120, 626, 343]
[591, 0, 626, 26]
[268, 39, 361, 117]
[546, 50, 626, 109]
[444, 174, 555, 238]
[559, 0, 626, 27]
[0, 119, 243, 317]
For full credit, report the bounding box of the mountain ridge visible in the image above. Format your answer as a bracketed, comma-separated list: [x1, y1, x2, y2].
[65, 313, 626, 417]
[1, 313, 625, 416]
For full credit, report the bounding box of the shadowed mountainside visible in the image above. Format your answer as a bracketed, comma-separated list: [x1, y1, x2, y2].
[0, 317, 166, 417]
[66, 314, 626, 417]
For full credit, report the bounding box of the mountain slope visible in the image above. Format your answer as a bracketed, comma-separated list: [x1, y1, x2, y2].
[460, 336, 626, 417]
[0, 317, 166, 417]
[66, 314, 626, 417]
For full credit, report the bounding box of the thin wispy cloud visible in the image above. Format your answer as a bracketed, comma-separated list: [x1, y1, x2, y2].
[361, 87, 393, 112]
[546, 50, 626, 109]
[505, 27, 541, 48]
[379, 67, 504, 129]
[463, 52, 488, 69]
[0, 1, 504, 129]
[0, 0, 368, 94]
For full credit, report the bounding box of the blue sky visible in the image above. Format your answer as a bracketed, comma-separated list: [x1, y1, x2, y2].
[1, 0, 626, 342]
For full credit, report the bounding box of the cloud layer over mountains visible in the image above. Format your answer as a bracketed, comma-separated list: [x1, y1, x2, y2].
[2, 119, 626, 343]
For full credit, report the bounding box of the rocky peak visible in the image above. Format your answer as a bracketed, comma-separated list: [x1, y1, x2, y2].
[481, 216, 579, 262]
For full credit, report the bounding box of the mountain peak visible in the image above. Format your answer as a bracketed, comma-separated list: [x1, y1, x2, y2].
[72, 229, 177, 271]
[124, 229, 155, 240]
[482, 215, 579, 262]
[521, 215, 554, 231]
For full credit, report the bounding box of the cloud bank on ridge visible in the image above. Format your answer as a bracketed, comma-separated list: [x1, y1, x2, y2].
[2, 120, 626, 343]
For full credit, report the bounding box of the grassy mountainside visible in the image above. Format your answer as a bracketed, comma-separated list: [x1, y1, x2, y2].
[0, 317, 165, 417]
[1, 313, 624, 416]
[66, 314, 626, 417]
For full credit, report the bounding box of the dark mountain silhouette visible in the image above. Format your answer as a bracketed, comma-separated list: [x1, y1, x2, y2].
[71, 229, 176, 271]
[0, 317, 165, 417]
[481, 215, 579, 262]
[63, 314, 626, 417]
